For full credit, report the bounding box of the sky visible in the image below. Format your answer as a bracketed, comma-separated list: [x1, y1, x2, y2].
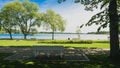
[0, 0, 109, 33]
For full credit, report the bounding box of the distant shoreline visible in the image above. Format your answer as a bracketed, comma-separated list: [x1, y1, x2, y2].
[0, 33, 109, 40]
[0, 32, 110, 35]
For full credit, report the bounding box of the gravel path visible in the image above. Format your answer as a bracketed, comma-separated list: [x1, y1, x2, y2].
[0, 47, 109, 61]
[0, 47, 33, 60]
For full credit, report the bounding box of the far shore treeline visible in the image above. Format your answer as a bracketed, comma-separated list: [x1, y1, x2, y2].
[0, 0, 65, 40]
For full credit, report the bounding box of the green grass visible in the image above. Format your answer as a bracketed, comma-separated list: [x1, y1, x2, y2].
[0, 53, 120, 68]
[0, 40, 37, 46]
[0, 40, 120, 68]
[0, 40, 110, 48]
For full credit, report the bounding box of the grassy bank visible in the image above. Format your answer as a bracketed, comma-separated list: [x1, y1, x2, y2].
[0, 40, 110, 48]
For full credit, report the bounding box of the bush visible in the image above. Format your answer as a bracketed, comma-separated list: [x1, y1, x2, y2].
[93, 40, 109, 43]
[37, 40, 92, 44]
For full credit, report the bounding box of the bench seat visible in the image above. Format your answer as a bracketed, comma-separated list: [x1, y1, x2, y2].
[32, 46, 64, 58]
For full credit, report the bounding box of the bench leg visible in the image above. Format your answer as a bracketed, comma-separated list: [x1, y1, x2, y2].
[47, 53, 50, 58]
[60, 52, 63, 58]
[34, 50, 37, 57]
[34, 50, 39, 57]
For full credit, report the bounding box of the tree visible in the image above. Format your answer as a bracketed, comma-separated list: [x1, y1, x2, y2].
[84, 0, 120, 59]
[59, 0, 120, 59]
[76, 26, 81, 39]
[7, 0, 41, 39]
[1, 0, 42, 39]
[0, 12, 13, 39]
[108, 0, 119, 59]
[118, 9, 120, 34]
[119, 25, 120, 34]
[42, 9, 66, 40]
[0, 1, 22, 39]
[19, 0, 41, 39]
[0, 13, 3, 32]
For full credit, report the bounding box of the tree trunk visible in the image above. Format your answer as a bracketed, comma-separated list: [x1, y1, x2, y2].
[52, 30, 54, 40]
[8, 30, 13, 40]
[9, 32, 13, 40]
[24, 34, 27, 39]
[109, 0, 119, 59]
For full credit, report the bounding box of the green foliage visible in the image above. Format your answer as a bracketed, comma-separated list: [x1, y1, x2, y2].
[85, 9, 109, 32]
[0, 1, 24, 39]
[59, 0, 120, 32]
[81, 0, 120, 32]
[37, 40, 92, 44]
[100, 0, 109, 9]
[59, 0, 103, 11]
[42, 9, 66, 32]
[42, 9, 66, 40]
[0, 0, 66, 40]
[58, 0, 120, 59]
[58, 0, 66, 3]
[17, 0, 41, 39]
[76, 26, 81, 33]
[0, 0, 42, 39]
[87, 31, 109, 34]
[93, 40, 110, 43]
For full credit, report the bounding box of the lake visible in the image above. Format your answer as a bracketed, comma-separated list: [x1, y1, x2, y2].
[0, 34, 109, 40]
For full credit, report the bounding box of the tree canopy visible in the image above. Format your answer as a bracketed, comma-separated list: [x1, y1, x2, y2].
[42, 9, 66, 40]
[0, 0, 42, 39]
[0, 0, 66, 40]
[0, 1, 24, 39]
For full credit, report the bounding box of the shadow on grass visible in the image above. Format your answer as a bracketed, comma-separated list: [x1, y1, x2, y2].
[0, 53, 120, 68]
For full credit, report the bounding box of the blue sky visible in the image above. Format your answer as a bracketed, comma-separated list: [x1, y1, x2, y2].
[0, 0, 109, 33]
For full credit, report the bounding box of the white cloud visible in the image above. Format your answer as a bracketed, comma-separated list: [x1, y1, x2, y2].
[53, 3, 108, 33]
[39, 0, 109, 33]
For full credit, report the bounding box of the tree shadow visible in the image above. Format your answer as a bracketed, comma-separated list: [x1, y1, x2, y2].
[0, 52, 120, 68]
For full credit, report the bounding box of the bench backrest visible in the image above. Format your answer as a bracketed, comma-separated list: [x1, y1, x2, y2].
[33, 46, 64, 51]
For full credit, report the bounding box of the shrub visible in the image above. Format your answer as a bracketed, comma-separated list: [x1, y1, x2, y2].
[37, 40, 92, 44]
[93, 40, 109, 43]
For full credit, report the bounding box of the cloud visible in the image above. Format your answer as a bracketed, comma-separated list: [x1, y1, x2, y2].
[38, 0, 109, 33]
[53, 3, 104, 33]
[0, 0, 109, 33]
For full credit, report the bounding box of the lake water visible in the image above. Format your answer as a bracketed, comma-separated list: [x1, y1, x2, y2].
[0, 34, 109, 40]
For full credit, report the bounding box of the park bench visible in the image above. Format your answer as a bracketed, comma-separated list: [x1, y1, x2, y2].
[32, 46, 64, 58]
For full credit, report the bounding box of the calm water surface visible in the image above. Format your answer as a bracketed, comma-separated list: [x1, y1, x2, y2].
[0, 34, 109, 40]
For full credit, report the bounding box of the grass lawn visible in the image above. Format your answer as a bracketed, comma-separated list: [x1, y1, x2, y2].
[0, 40, 120, 68]
[0, 53, 120, 68]
[0, 40, 110, 48]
